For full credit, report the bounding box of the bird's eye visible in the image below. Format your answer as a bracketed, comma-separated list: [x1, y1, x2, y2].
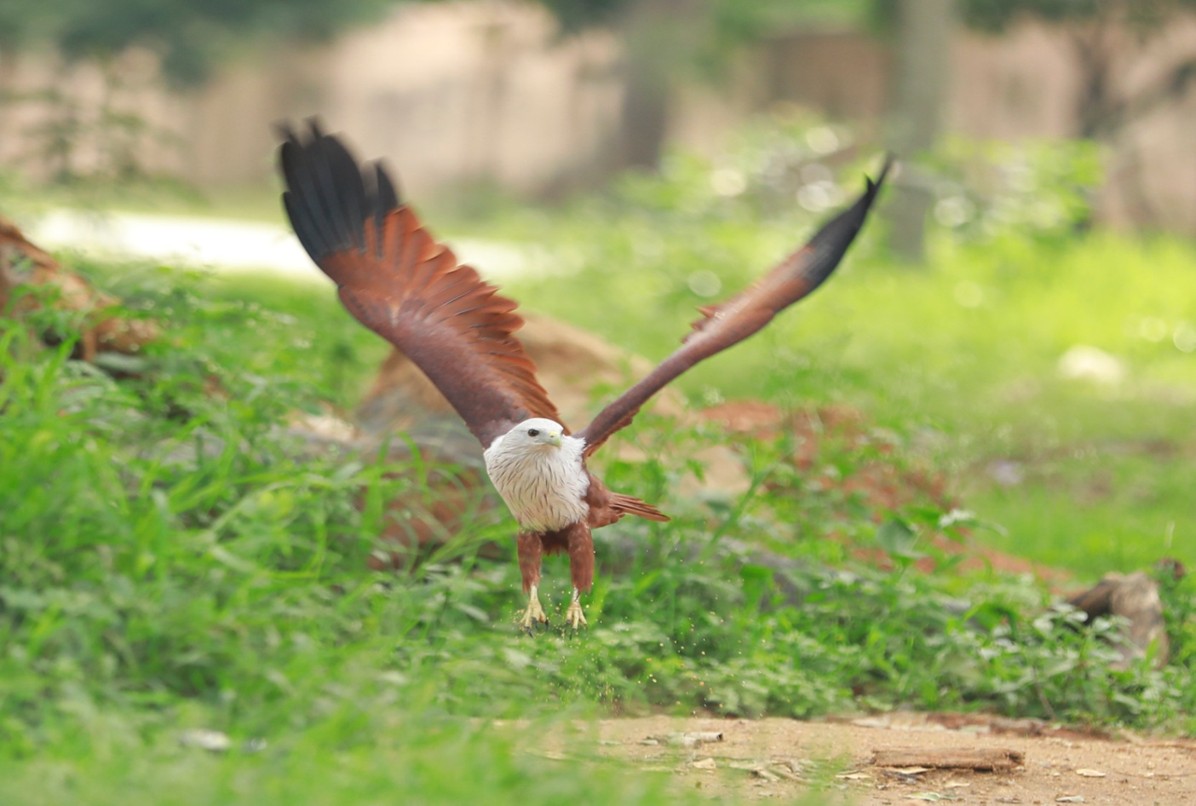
[527, 428, 540, 437]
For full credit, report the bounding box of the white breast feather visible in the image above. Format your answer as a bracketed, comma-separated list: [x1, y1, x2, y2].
[483, 433, 589, 532]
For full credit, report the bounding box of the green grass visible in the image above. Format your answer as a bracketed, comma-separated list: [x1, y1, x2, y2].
[0, 703, 679, 805]
[3, 132, 1196, 802]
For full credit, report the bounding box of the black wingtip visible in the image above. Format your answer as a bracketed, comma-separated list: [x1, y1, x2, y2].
[875, 152, 897, 187]
[275, 119, 403, 264]
[793, 153, 893, 293]
[834, 152, 894, 231]
[859, 152, 896, 203]
[368, 160, 401, 215]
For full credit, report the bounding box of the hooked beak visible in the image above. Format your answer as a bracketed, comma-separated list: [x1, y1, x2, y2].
[547, 430, 563, 447]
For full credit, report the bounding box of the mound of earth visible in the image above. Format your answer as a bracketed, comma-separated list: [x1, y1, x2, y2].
[0, 214, 158, 361]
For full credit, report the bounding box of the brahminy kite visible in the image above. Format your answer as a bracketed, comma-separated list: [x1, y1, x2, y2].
[277, 120, 890, 629]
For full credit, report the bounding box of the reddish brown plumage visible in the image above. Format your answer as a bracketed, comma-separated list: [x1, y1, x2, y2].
[279, 122, 561, 449]
[512, 474, 667, 598]
[584, 473, 668, 528]
[1, 215, 160, 361]
[564, 522, 595, 593]
[517, 530, 544, 593]
[318, 209, 562, 448]
[531, 522, 594, 595]
[277, 120, 890, 624]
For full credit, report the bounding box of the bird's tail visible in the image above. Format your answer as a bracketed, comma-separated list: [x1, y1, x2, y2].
[610, 493, 670, 522]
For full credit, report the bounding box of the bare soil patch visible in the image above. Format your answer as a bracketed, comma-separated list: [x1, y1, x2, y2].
[572, 714, 1196, 803]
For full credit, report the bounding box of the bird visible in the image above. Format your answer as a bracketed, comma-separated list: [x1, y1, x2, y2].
[277, 120, 891, 630]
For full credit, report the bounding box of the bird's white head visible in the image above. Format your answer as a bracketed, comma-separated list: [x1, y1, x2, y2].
[483, 416, 589, 532]
[505, 417, 565, 450]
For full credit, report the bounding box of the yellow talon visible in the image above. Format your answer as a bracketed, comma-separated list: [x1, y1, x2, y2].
[520, 585, 548, 629]
[565, 587, 588, 629]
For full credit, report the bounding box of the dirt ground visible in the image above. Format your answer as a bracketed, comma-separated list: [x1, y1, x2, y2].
[560, 713, 1196, 804]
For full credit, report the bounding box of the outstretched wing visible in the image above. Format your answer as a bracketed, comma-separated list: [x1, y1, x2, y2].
[278, 120, 563, 448]
[576, 156, 893, 456]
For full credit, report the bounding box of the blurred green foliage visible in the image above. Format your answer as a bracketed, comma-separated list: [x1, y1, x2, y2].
[539, 0, 867, 34]
[0, 0, 871, 87]
[0, 0, 393, 85]
[923, 137, 1103, 244]
[958, 0, 1196, 33]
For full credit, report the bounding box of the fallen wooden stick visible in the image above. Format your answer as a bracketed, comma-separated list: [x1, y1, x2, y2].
[871, 747, 1025, 771]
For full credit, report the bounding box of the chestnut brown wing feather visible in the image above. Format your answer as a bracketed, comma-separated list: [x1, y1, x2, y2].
[577, 156, 893, 457]
[278, 120, 562, 447]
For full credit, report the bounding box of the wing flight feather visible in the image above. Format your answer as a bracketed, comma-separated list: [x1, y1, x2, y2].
[278, 120, 562, 447]
[576, 156, 893, 456]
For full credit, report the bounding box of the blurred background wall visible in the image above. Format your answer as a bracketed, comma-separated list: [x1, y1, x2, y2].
[3, 0, 1196, 230]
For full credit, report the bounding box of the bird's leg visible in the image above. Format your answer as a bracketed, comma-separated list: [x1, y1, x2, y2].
[517, 531, 548, 629]
[521, 583, 548, 629]
[565, 586, 588, 629]
[565, 522, 594, 629]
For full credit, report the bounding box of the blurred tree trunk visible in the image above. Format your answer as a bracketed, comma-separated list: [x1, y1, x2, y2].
[887, 0, 955, 263]
[472, 15, 515, 182]
[615, 0, 699, 171]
